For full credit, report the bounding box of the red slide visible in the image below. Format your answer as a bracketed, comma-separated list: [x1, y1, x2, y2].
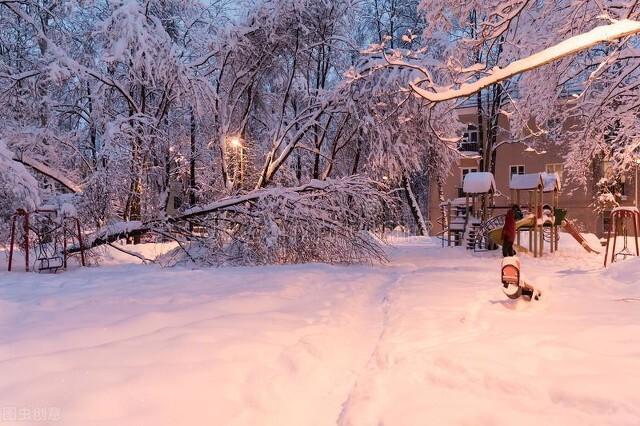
[562, 221, 600, 254]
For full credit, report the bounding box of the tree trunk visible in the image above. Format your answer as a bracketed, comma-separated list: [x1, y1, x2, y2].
[351, 130, 362, 175]
[437, 177, 447, 231]
[189, 107, 197, 206]
[403, 173, 428, 236]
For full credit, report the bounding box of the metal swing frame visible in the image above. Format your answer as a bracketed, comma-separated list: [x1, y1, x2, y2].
[7, 209, 86, 272]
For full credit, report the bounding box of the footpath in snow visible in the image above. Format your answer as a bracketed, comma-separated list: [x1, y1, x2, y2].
[1, 236, 640, 425]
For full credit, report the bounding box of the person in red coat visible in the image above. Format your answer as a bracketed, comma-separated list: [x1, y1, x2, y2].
[502, 205, 517, 257]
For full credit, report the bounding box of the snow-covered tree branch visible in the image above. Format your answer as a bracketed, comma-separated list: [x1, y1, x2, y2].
[377, 20, 640, 103]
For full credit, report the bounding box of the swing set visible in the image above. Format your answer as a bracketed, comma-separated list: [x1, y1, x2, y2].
[7, 208, 86, 272]
[603, 207, 639, 267]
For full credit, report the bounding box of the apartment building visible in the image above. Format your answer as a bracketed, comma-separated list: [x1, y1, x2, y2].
[428, 107, 639, 237]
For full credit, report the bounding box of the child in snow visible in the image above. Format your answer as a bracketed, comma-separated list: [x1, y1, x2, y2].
[502, 205, 517, 257]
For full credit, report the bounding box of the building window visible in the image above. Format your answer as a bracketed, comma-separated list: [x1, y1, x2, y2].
[546, 117, 560, 129]
[509, 165, 525, 181]
[460, 124, 479, 152]
[545, 163, 564, 180]
[601, 161, 627, 197]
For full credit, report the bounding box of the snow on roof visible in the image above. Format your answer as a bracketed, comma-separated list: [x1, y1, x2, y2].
[510, 172, 561, 192]
[509, 173, 543, 190]
[462, 172, 495, 194]
[541, 172, 561, 192]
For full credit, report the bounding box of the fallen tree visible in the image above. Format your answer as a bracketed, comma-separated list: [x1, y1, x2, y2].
[70, 176, 393, 265]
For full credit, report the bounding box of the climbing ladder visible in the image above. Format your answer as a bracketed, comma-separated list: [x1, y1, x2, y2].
[436, 202, 469, 247]
[466, 222, 485, 251]
[439, 201, 497, 251]
[467, 214, 505, 252]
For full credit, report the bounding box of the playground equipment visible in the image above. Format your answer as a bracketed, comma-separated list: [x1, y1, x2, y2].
[7, 208, 86, 272]
[487, 209, 600, 256]
[501, 256, 541, 300]
[469, 172, 560, 256]
[462, 172, 496, 251]
[439, 172, 496, 250]
[438, 171, 599, 256]
[507, 172, 560, 257]
[562, 221, 600, 254]
[488, 214, 538, 253]
[603, 207, 639, 267]
[439, 197, 468, 247]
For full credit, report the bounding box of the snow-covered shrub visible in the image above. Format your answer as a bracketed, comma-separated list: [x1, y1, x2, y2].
[76, 170, 118, 230]
[592, 177, 620, 214]
[0, 141, 40, 241]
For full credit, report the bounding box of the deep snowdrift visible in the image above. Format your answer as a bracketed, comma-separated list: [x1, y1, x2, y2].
[1, 235, 639, 425]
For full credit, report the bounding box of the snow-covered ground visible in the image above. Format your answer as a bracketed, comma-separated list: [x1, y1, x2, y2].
[1, 235, 640, 425]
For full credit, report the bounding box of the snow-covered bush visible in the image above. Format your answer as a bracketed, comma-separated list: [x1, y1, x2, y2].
[76, 170, 118, 230]
[0, 141, 40, 241]
[592, 177, 621, 214]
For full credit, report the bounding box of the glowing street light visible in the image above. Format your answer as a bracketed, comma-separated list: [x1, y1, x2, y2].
[228, 136, 242, 148]
[226, 135, 244, 185]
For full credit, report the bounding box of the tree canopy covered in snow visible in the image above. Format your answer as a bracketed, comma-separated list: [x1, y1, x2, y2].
[372, 1, 640, 182]
[3, 0, 640, 264]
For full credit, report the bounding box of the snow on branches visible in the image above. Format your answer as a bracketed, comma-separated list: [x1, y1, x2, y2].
[10, 0, 640, 265]
[185, 176, 392, 266]
[0, 141, 40, 238]
[77, 176, 392, 266]
[406, 20, 640, 103]
[363, 1, 640, 183]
